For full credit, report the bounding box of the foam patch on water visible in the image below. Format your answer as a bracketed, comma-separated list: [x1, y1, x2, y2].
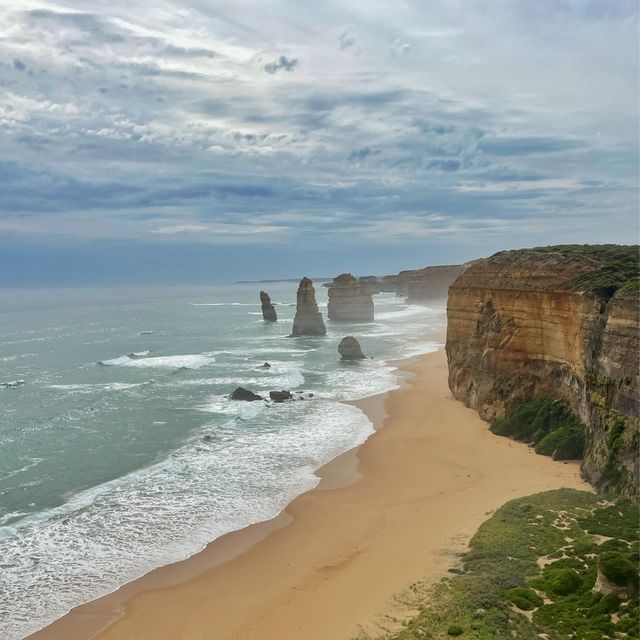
[0, 401, 373, 640]
[99, 354, 215, 369]
[48, 382, 145, 392]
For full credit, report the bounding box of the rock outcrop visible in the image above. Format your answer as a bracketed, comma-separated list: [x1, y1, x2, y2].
[446, 247, 639, 495]
[380, 275, 399, 292]
[230, 387, 263, 401]
[260, 291, 277, 322]
[358, 276, 382, 295]
[290, 277, 327, 336]
[393, 264, 469, 301]
[338, 336, 366, 360]
[327, 273, 374, 322]
[269, 390, 293, 402]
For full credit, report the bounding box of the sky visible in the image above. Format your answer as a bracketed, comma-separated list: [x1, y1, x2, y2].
[0, 0, 638, 285]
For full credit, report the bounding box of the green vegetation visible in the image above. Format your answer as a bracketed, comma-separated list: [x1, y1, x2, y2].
[599, 552, 639, 588]
[529, 244, 639, 299]
[491, 398, 586, 460]
[368, 490, 639, 640]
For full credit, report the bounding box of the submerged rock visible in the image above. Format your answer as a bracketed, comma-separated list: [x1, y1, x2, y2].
[270, 390, 293, 402]
[290, 277, 326, 336]
[338, 336, 366, 360]
[229, 387, 263, 401]
[260, 291, 278, 322]
[258, 362, 271, 369]
[327, 273, 374, 322]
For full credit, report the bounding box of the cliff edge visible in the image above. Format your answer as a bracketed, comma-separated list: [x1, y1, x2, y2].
[446, 245, 639, 495]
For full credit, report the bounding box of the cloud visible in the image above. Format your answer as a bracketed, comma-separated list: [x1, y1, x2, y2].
[338, 30, 356, 50]
[263, 55, 299, 74]
[0, 0, 636, 283]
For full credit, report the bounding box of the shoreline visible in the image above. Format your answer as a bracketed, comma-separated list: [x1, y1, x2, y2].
[29, 347, 591, 640]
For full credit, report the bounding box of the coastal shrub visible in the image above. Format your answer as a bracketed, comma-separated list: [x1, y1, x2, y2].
[385, 490, 639, 640]
[446, 624, 464, 636]
[529, 244, 640, 299]
[599, 551, 638, 587]
[535, 425, 585, 459]
[506, 587, 543, 610]
[542, 567, 582, 596]
[491, 399, 586, 459]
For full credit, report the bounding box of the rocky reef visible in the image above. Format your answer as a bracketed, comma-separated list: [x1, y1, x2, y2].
[338, 336, 366, 360]
[446, 245, 639, 495]
[327, 273, 374, 322]
[290, 277, 327, 336]
[259, 291, 277, 322]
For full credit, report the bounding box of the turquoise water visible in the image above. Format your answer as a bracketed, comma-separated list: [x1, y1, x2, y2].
[0, 283, 445, 639]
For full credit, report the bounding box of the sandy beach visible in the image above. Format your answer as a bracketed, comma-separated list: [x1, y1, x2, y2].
[30, 347, 591, 640]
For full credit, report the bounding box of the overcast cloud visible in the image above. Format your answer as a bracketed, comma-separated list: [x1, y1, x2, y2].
[0, 0, 637, 283]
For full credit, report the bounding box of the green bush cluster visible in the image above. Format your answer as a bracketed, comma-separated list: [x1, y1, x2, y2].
[491, 399, 586, 460]
[529, 244, 639, 299]
[506, 587, 543, 610]
[599, 551, 639, 587]
[379, 490, 639, 640]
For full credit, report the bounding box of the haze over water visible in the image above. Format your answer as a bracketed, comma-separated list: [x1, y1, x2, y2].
[0, 282, 444, 639]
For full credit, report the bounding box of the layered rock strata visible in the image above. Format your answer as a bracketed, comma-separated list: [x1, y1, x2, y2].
[260, 291, 277, 322]
[446, 249, 639, 495]
[290, 277, 327, 336]
[393, 264, 469, 301]
[327, 273, 374, 322]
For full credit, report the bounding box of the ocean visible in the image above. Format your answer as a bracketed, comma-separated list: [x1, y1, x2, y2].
[0, 283, 445, 639]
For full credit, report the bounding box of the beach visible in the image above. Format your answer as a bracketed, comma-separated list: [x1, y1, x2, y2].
[30, 347, 591, 640]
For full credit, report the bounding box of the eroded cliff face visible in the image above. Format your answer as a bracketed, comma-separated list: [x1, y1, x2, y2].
[446, 250, 639, 495]
[327, 273, 374, 322]
[392, 264, 470, 301]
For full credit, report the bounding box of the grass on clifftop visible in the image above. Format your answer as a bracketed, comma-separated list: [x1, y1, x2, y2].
[529, 244, 639, 299]
[365, 490, 639, 640]
[491, 398, 586, 460]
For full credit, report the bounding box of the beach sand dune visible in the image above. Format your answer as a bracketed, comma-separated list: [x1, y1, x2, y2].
[30, 348, 590, 640]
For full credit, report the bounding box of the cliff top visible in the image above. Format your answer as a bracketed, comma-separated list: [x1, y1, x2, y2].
[453, 245, 638, 300]
[530, 244, 639, 299]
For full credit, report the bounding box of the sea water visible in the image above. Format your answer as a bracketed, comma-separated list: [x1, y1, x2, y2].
[0, 283, 445, 639]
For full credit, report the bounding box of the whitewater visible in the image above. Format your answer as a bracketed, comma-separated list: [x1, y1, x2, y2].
[0, 282, 445, 639]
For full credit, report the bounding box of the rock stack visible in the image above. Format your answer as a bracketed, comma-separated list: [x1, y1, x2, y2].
[327, 273, 374, 322]
[260, 291, 277, 322]
[290, 277, 326, 336]
[338, 336, 366, 360]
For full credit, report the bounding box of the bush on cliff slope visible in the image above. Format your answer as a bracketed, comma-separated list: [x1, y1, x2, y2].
[530, 244, 639, 299]
[490, 399, 586, 460]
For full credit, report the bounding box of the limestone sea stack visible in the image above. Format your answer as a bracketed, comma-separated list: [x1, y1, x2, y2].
[327, 273, 374, 322]
[338, 336, 366, 360]
[260, 291, 277, 321]
[290, 277, 327, 336]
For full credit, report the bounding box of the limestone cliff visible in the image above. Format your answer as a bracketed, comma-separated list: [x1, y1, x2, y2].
[260, 291, 277, 322]
[393, 264, 469, 301]
[290, 277, 327, 336]
[327, 273, 374, 322]
[446, 247, 639, 495]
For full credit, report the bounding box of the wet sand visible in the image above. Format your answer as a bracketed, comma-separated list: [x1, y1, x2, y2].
[30, 348, 590, 640]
